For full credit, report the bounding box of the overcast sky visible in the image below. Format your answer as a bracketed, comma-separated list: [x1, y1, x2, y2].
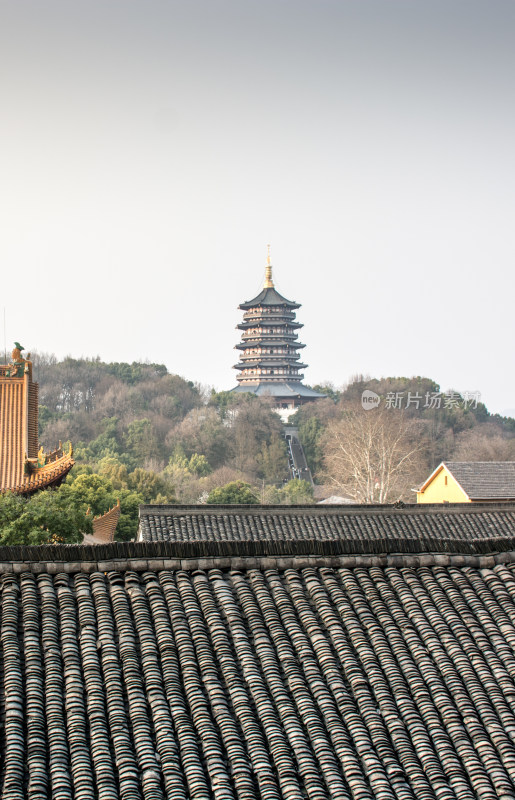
[1, 1, 514, 415]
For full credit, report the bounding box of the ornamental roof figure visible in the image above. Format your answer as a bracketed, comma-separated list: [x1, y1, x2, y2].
[0, 342, 74, 493]
[231, 248, 325, 409]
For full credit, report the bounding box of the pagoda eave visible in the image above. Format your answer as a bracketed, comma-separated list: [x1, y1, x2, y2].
[235, 341, 306, 351]
[234, 361, 307, 369]
[237, 321, 303, 331]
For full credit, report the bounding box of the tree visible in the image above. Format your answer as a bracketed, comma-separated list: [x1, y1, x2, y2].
[452, 424, 515, 461]
[60, 473, 144, 541]
[127, 468, 175, 503]
[207, 481, 259, 505]
[280, 478, 314, 504]
[310, 383, 341, 403]
[62, 473, 117, 516]
[115, 488, 145, 541]
[322, 407, 428, 503]
[166, 408, 228, 468]
[229, 398, 284, 477]
[256, 437, 288, 484]
[97, 456, 129, 489]
[86, 417, 121, 460]
[124, 418, 158, 463]
[187, 453, 212, 477]
[297, 416, 325, 477]
[209, 389, 254, 419]
[0, 490, 90, 545]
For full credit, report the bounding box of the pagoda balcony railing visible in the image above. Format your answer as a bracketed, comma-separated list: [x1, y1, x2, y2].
[235, 361, 306, 368]
[236, 352, 304, 360]
[236, 342, 305, 351]
[236, 367, 305, 377]
[237, 322, 303, 331]
[237, 373, 305, 382]
[243, 309, 296, 320]
[239, 331, 302, 339]
[238, 361, 302, 366]
[238, 358, 303, 365]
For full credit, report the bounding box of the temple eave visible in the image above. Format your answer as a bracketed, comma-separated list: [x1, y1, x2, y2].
[12, 453, 75, 495]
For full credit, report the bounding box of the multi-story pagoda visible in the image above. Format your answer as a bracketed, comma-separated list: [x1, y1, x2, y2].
[231, 249, 325, 413]
[0, 343, 74, 493]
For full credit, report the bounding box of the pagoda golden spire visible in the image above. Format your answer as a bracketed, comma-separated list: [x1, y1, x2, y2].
[264, 244, 274, 288]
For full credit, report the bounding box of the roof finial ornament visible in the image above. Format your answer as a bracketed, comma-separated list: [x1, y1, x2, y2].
[264, 244, 274, 288]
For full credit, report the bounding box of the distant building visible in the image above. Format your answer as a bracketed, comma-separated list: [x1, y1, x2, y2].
[0, 343, 74, 493]
[317, 495, 353, 505]
[231, 248, 325, 419]
[416, 461, 515, 503]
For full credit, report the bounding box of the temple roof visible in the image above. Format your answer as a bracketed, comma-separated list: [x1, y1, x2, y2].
[2, 504, 515, 799]
[239, 285, 300, 310]
[85, 500, 121, 544]
[239, 248, 300, 309]
[421, 461, 515, 500]
[11, 446, 75, 494]
[231, 381, 326, 398]
[138, 502, 515, 546]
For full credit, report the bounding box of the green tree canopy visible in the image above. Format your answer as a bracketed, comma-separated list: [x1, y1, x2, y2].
[127, 468, 175, 504]
[61, 472, 145, 541]
[206, 481, 259, 505]
[280, 478, 314, 504]
[0, 490, 90, 545]
[124, 418, 158, 463]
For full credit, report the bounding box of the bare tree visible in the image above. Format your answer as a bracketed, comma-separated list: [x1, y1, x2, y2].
[321, 406, 428, 503]
[452, 423, 515, 461]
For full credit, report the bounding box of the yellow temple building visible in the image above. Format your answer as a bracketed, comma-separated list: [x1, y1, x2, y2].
[0, 343, 74, 493]
[417, 461, 515, 503]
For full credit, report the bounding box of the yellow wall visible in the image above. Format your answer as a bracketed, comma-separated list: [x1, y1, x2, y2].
[417, 466, 470, 503]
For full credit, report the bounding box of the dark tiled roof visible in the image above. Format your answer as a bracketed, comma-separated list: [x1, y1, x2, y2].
[230, 382, 326, 398]
[138, 503, 515, 546]
[5, 560, 515, 798]
[445, 461, 515, 499]
[239, 286, 300, 309]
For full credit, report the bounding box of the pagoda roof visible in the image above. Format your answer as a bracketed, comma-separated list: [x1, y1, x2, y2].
[235, 340, 305, 350]
[231, 382, 326, 398]
[239, 286, 300, 310]
[238, 319, 303, 330]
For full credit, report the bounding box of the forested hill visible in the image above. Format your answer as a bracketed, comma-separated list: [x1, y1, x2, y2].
[16, 353, 513, 542]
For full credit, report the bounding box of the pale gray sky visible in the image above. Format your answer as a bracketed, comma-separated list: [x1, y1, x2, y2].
[1, 1, 514, 414]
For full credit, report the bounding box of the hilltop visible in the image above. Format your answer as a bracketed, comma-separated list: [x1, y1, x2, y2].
[3, 353, 509, 543]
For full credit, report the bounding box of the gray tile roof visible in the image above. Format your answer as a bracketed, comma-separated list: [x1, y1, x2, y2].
[5, 559, 515, 799]
[239, 285, 300, 309]
[444, 462, 515, 499]
[230, 382, 326, 398]
[138, 503, 515, 549]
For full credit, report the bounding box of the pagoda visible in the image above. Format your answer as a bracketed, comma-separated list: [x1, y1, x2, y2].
[0, 343, 74, 493]
[231, 249, 325, 413]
